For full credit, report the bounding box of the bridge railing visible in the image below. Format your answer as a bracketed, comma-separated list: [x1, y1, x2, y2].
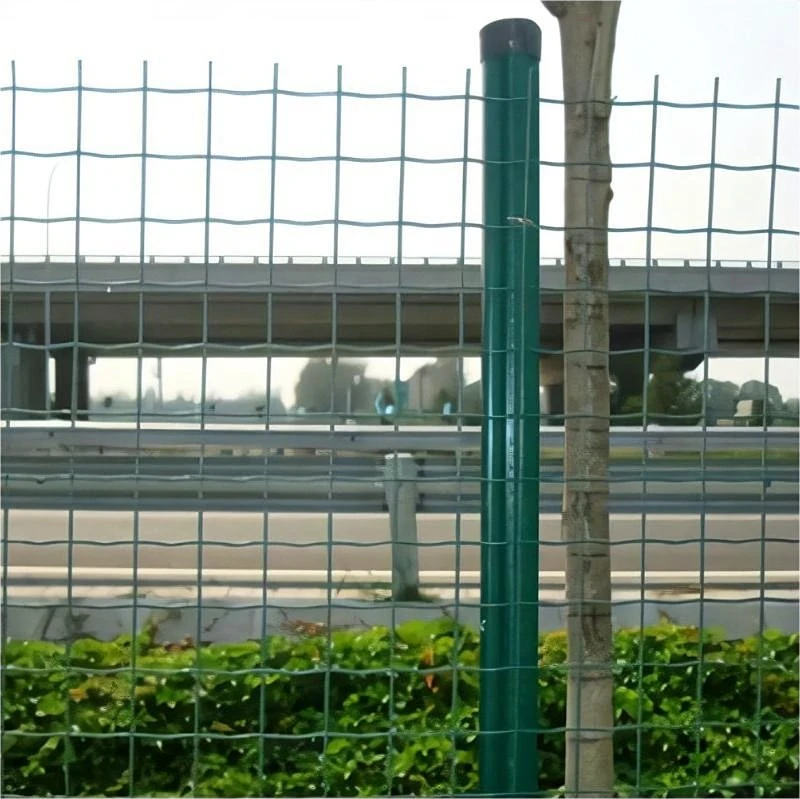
[3, 254, 799, 268]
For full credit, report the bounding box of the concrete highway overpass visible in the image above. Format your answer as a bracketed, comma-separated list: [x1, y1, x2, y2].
[3, 256, 797, 350]
[2, 256, 798, 419]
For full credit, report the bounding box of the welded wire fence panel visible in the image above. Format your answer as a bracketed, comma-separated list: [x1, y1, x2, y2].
[1, 58, 798, 799]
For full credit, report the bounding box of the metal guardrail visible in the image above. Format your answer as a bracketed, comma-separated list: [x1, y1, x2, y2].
[2, 454, 797, 513]
[3, 424, 797, 598]
[3, 422, 798, 455]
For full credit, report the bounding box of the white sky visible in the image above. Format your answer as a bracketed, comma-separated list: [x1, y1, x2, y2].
[1, 0, 798, 405]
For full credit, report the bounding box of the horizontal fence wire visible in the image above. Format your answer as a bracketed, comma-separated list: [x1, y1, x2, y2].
[1, 64, 799, 798]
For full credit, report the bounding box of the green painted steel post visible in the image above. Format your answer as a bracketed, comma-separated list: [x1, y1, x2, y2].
[479, 18, 541, 797]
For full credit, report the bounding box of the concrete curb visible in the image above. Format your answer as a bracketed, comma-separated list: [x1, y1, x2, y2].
[5, 591, 797, 644]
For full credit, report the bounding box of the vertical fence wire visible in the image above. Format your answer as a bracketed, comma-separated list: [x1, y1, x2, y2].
[257, 61, 281, 789]
[186, 61, 215, 796]
[634, 71, 660, 796]
[0, 63, 15, 792]
[321, 63, 344, 796]
[449, 65, 472, 794]
[754, 76, 784, 790]
[61, 58, 84, 797]
[755, 280, 773, 793]
[387, 64, 409, 796]
[127, 58, 149, 795]
[691, 76, 720, 797]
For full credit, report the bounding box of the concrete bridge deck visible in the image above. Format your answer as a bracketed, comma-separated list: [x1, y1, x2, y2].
[2, 256, 798, 354]
[3, 256, 797, 420]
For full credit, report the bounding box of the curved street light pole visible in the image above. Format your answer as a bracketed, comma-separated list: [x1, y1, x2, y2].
[45, 162, 60, 259]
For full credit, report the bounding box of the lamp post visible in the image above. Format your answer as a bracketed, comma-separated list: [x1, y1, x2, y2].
[45, 163, 61, 259]
[346, 374, 361, 417]
[152, 357, 164, 412]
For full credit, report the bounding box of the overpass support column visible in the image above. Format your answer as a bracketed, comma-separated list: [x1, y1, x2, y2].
[675, 303, 719, 372]
[1, 330, 48, 420]
[540, 355, 564, 424]
[54, 348, 90, 421]
[542, 351, 647, 422]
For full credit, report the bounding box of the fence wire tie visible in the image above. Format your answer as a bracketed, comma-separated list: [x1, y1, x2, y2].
[507, 215, 538, 228]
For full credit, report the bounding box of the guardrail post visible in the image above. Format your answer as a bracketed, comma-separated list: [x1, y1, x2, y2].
[480, 17, 542, 797]
[384, 453, 421, 601]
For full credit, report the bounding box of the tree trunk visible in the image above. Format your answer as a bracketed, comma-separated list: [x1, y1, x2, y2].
[542, 2, 620, 797]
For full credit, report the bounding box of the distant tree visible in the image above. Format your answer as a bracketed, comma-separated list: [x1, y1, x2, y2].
[783, 397, 800, 425]
[733, 380, 783, 427]
[293, 359, 367, 414]
[701, 379, 740, 424]
[266, 393, 287, 418]
[737, 380, 783, 408]
[621, 355, 703, 425]
[609, 352, 647, 421]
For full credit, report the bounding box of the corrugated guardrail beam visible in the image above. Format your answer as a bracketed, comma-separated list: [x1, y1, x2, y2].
[3, 423, 798, 454]
[2, 455, 797, 514]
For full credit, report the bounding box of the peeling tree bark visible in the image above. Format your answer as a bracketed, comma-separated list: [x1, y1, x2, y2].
[542, 2, 620, 797]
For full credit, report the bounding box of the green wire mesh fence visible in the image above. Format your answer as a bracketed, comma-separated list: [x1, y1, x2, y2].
[1, 46, 799, 798]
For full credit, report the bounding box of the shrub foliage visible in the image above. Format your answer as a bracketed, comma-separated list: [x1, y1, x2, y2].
[2, 620, 798, 797]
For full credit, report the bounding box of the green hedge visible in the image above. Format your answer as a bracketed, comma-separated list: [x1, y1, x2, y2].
[2, 621, 798, 797]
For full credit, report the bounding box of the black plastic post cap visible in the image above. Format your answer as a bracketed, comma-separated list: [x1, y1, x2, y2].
[480, 18, 542, 62]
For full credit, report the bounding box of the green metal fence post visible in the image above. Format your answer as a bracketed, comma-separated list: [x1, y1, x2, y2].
[479, 17, 542, 797]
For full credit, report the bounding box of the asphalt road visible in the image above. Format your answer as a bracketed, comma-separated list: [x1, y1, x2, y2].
[3, 510, 797, 574]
